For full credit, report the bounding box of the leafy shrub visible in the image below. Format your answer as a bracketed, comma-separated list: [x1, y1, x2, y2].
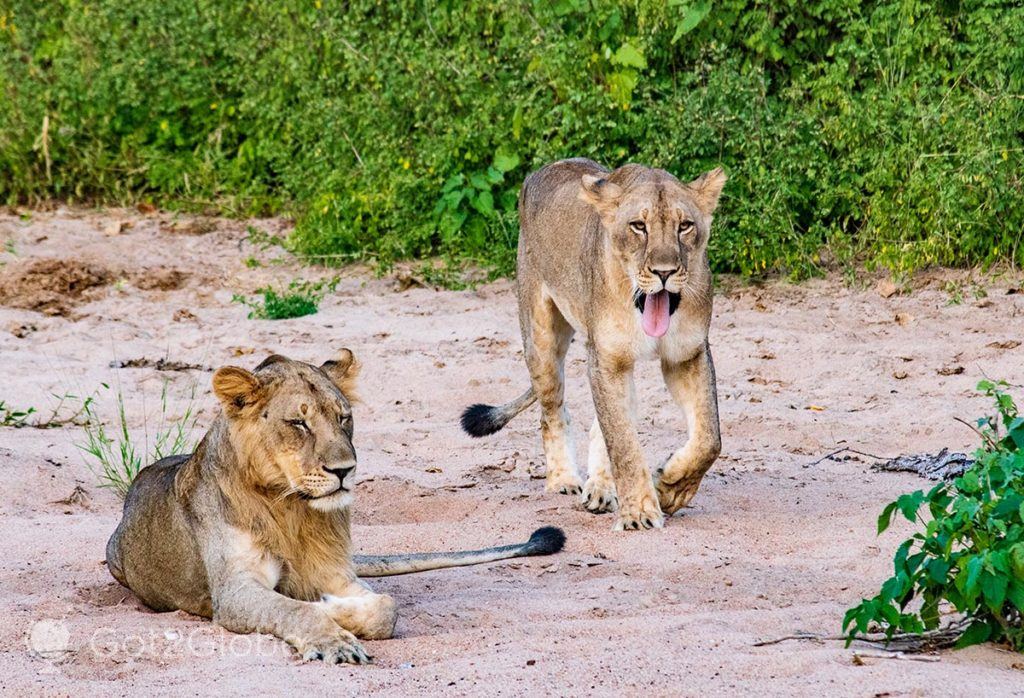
[78, 381, 200, 497]
[232, 278, 337, 320]
[2, 1, 1022, 279]
[844, 380, 1024, 651]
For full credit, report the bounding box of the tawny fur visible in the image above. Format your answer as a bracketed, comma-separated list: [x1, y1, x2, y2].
[462, 158, 726, 530]
[107, 351, 564, 665]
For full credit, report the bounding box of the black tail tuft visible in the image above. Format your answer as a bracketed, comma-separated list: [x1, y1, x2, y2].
[523, 526, 566, 556]
[460, 403, 505, 438]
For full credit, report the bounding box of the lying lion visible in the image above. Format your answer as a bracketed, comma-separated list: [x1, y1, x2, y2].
[106, 351, 564, 664]
[462, 158, 726, 531]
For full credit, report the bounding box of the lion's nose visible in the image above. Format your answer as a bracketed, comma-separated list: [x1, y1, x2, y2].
[324, 464, 355, 489]
[651, 267, 679, 284]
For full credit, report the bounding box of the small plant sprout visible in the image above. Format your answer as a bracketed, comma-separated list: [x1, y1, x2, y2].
[77, 380, 201, 498]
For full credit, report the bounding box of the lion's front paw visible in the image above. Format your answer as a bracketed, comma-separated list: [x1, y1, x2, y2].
[613, 487, 663, 531]
[654, 463, 706, 516]
[292, 628, 371, 665]
[655, 475, 700, 515]
[545, 468, 583, 496]
[580, 475, 617, 514]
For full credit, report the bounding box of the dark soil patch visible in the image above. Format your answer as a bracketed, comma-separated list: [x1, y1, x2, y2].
[133, 268, 189, 291]
[0, 258, 112, 315]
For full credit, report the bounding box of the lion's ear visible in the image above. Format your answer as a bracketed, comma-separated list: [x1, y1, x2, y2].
[688, 167, 727, 214]
[212, 366, 262, 411]
[579, 174, 623, 217]
[321, 348, 360, 399]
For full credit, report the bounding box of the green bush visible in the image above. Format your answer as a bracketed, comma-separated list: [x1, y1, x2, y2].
[844, 380, 1024, 651]
[232, 277, 337, 319]
[2, 1, 1022, 279]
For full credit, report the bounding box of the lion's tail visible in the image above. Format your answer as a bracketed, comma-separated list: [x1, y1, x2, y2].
[353, 526, 565, 577]
[459, 387, 536, 437]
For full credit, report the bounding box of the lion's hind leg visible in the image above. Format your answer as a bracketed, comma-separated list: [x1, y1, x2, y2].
[522, 287, 582, 495]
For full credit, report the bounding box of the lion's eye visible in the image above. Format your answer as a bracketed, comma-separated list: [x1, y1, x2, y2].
[629, 220, 647, 235]
[340, 414, 353, 429]
[678, 220, 696, 236]
[287, 419, 309, 432]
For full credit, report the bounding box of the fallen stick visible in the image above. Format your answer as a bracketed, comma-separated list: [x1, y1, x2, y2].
[754, 621, 968, 653]
[805, 446, 890, 468]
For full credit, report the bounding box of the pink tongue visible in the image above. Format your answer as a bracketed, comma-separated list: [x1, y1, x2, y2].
[641, 290, 670, 338]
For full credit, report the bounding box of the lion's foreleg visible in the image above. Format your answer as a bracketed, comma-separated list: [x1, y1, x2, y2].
[204, 530, 370, 664]
[581, 374, 636, 514]
[210, 573, 371, 664]
[587, 347, 662, 530]
[318, 580, 397, 640]
[656, 342, 722, 515]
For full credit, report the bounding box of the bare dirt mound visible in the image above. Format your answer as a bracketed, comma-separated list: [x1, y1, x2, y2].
[0, 257, 112, 315]
[132, 267, 189, 291]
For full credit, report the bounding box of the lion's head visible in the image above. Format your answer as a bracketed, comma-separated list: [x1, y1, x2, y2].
[211, 350, 361, 512]
[579, 165, 726, 337]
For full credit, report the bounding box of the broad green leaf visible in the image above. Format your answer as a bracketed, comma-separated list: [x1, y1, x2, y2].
[980, 572, 1008, 614]
[441, 173, 464, 193]
[1007, 581, 1024, 611]
[611, 42, 647, 70]
[897, 491, 924, 523]
[606, 69, 639, 107]
[965, 556, 984, 596]
[469, 173, 490, 190]
[471, 190, 495, 216]
[485, 166, 504, 184]
[672, 1, 712, 43]
[493, 148, 520, 173]
[954, 620, 993, 648]
[878, 501, 898, 534]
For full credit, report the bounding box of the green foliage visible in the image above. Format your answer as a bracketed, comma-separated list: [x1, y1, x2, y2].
[232, 277, 337, 320]
[844, 381, 1024, 651]
[78, 381, 200, 498]
[0, 400, 36, 427]
[2, 1, 1022, 279]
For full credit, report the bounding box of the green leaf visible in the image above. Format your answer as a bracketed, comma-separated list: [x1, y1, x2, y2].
[927, 558, 950, 583]
[1006, 580, 1024, 611]
[1010, 543, 1024, 579]
[965, 556, 984, 596]
[954, 620, 993, 648]
[606, 69, 639, 107]
[980, 572, 1008, 614]
[441, 173, 464, 193]
[469, 173, 490, 191]
[597, 9, 622, 42]
[485, 166, 504, 185]
[672, 1, 712, 43]
[611, 42, 647, 70]
[897, 491, 924, 523]
[471, 190, 495, 216]
[493, 148, 520, 174]
[878, 501, 898, 534]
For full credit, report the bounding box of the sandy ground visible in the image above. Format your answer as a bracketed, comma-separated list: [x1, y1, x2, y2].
[0, 207, 1023, 697]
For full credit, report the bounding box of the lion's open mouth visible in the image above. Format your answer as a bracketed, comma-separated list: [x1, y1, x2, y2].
[634, 290, 680, 338]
